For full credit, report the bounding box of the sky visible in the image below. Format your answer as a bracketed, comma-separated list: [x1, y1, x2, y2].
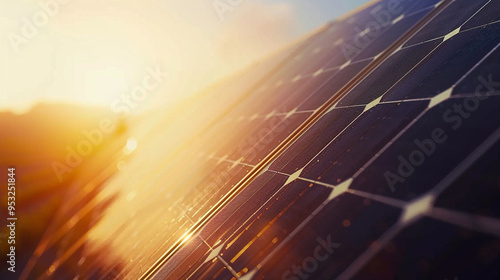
[0, 0, 372, 113]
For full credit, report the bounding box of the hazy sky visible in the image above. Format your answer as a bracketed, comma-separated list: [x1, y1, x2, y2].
[0, 0, 373, 113]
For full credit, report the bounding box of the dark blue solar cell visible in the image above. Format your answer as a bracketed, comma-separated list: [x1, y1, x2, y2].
[404, 0, 489, 47]
[270, 106, 364, 174]
[352, 218, 500, 280]
[453, 44, 500, 96]
[353, 9, 432, 61]
[435, 140, 500, 219]
[298, 60, 371, 111]
[301, 101, 428, 185]
[254, 194, 401, 280]
[462, 0, 500, 30]
[272, 75, 336, 114]
[385, 23, 500, 101]
[338, 39, 440, 106]
[351, 96, 500, 201]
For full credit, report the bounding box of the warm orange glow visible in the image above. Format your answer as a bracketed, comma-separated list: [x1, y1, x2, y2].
[0, 0, 299, 113]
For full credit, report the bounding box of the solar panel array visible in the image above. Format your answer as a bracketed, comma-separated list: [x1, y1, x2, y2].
[19, 0, 500, 279]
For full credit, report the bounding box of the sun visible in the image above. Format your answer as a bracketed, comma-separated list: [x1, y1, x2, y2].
[78, 58, 130, 106]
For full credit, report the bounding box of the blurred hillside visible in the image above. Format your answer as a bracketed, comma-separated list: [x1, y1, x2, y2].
[0, 103, 127, 279]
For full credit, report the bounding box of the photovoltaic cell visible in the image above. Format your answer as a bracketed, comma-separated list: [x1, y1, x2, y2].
[453, 44, 500, 96]
[301, 101, 428, 185]
[270, 106, 364, 174]
[338, 39, 441, 106]
[434, 140, 500, 219]
[351, 218, 500, 280]
[298, 60, 371, 110]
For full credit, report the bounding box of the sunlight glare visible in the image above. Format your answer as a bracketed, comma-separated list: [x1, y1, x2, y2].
[124, 138, 138, 154]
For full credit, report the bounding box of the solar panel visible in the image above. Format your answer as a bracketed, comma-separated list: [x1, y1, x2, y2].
[18, 0, 500, 279]
[147, 1, 500, 279]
